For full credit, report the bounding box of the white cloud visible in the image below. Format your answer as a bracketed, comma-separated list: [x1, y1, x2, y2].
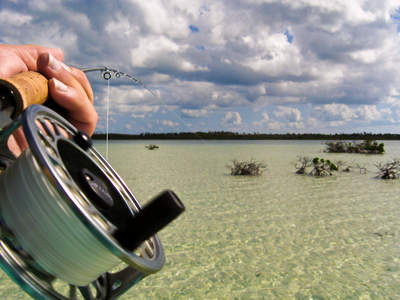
[148, 73, 171, 83]
[130, 105, 159, 118]
[28, 0, 58, 11]
[1, 0, 399, 133]
[273, 106, 302, 122]
[266, 121, 284, 131]
[131, 114, 145, 119]
[222, 112, 242, 125]
[181, 108, 209, 118]
[130, 105, 159, 113]
[248, 84, 267, 101]
[162, 120, 179, 127]
[253, 112, 270, 127]
[130, 36, 182, 68]
[356, 105, 382, 121]
[242, 32, 303, 78]
[328, 120, 347, 127]
[350, 49, 378, 64]
[131, 0, 192, 39]
[0, 10, 32, 26]
[384, 96, 400, 107]
[105, 16, 139, 38]
[288, 121, 305, 129]
[314, 103, 356, 122]
[100, 85, 156, 107]
[307, 117, 319, 128]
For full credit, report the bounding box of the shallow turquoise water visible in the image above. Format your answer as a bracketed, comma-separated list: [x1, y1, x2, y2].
[0, 140, 399, 299]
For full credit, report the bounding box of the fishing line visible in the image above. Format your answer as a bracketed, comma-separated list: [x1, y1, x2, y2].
[0, 149, 120, 286]
[80, 66, 207, 144]
[106, 76, 110, 159]
[0, 74, 185, 299]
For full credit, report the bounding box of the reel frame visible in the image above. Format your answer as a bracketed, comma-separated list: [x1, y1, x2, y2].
[0, 105, 165, 299]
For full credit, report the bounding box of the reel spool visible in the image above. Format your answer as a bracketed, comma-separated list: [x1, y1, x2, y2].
[0, 105, 184, 299]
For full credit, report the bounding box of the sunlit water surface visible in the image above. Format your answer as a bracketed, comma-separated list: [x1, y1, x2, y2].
[0, 140, 399, 299]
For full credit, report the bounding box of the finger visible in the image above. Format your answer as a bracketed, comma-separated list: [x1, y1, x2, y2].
[9, 128, 26, 157]
[37, 53, 93, 102]
[49, 78, 98, 135]
[37, 53, 89, 100]
[0, 44, 64, 77]
[18, 44, 64, 70]
[70, 67, 94, 103]
[34, 50, 92, 102]
[37, 52, 98, 135]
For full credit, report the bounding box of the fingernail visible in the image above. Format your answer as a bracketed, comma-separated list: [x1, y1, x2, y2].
[62, 62, 72, 72]
[48, 53, 62, 71]
[53, 78, 68, 93]
[48, 53, 71, 72]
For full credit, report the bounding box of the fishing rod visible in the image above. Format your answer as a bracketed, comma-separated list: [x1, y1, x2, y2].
[0, 70, 185, 299]
[79, 66, 159, 159]
[80, 66, 158, 97]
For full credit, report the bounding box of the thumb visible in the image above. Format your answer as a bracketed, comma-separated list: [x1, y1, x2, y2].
[0, 44, 64, 77]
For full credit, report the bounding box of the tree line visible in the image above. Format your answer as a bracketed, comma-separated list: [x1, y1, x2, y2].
[92, 131, 400, 140]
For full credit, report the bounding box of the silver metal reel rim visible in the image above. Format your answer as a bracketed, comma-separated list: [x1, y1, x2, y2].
[0, 240, 45, 299]
[0, 236, 148, 300]
[21, 105, 165, 273]
[0, 105, 166, 299]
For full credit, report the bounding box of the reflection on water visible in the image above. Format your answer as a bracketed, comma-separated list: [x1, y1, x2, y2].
[0, 140, 399, 299]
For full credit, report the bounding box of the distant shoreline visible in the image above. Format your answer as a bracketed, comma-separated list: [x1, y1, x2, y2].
[92, 132, 400, 140]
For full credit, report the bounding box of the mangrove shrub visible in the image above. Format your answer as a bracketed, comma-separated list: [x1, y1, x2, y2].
[145, 144, 159, 150]
[325, 140, 384, 154]
[295, 156, 339, 177]
[375, 159, 400, 179]
[228, 159, 266, 176]
[310, 157, 338, 177]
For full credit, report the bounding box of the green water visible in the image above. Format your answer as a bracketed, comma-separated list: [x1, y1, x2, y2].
[0, 140, 399, 299]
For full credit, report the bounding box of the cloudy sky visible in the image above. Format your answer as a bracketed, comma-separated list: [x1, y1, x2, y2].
[1, 0, 400, 134]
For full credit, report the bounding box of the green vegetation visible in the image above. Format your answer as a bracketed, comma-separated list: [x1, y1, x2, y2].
[325, 140, 384, 154]
[310, 157, 338, 177]
[228, 159, 266, 176]
[334, 160, 352, 172]
[375, 159, 400, 179]
[145, 144, 159, 150]
[295, 156, 400, 179]
[295, 156, 339, 177]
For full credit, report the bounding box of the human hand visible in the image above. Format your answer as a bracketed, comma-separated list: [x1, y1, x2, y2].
[0, 44, 98, 155]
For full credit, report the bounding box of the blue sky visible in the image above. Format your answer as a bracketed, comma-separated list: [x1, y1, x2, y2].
[1, 0, 400, 134]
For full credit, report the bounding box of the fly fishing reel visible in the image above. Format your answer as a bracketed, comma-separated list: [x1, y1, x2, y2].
[0, 103, 184, 299]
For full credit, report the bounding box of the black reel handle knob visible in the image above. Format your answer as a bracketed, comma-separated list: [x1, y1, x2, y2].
[74, 131, 93, 151]
[115, 190, 185, 251]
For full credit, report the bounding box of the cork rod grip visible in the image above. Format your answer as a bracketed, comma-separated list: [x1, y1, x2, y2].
[0, 71, 49, 118]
